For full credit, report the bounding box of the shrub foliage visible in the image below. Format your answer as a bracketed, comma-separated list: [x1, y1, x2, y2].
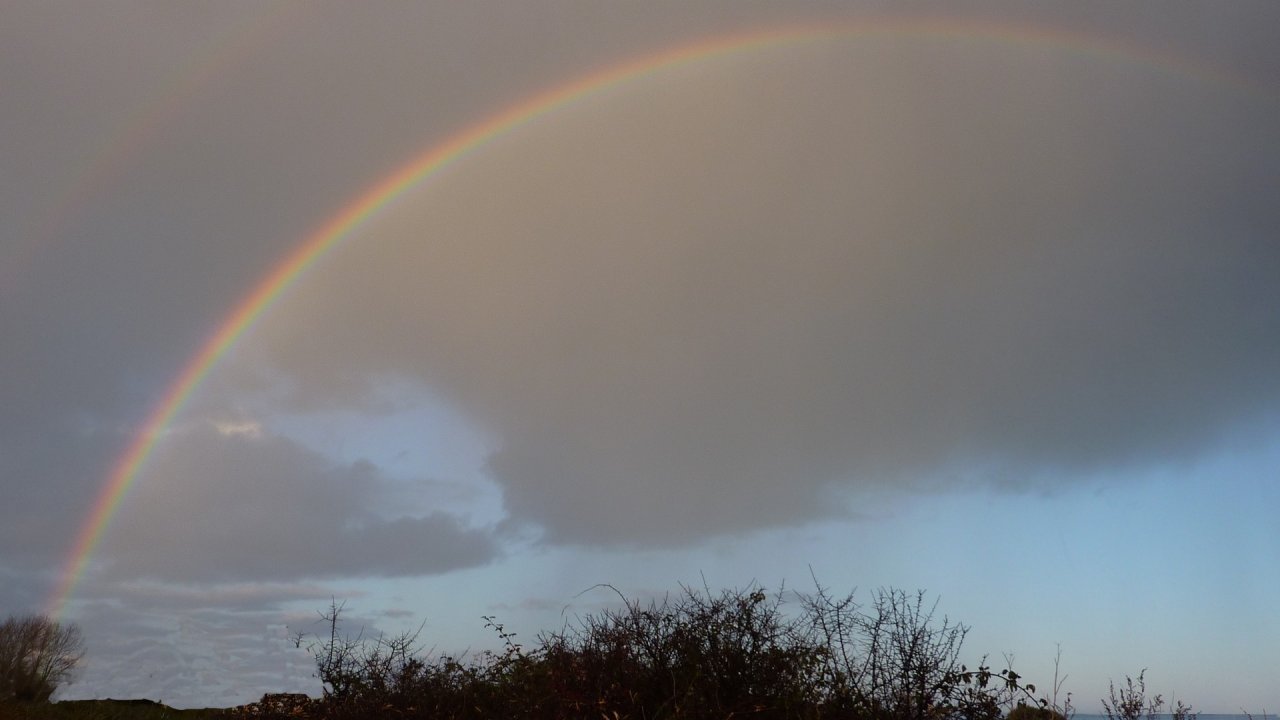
[300, 584, 1070, 720]
[1101, 670, 1197, 720]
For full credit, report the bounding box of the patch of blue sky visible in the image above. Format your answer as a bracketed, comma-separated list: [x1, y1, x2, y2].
[263, 378, 505, 525]
[267, 398, 1279, 712]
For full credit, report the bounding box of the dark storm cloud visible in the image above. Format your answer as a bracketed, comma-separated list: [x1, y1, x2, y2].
[1, 0, 702, 585]
[0, 0, 794, 581]
[2, 0, 1278, 589]
[101, 425, 498, 582]
[247, 36, 1280, 546]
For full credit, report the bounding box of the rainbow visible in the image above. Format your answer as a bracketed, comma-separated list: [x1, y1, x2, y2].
[44, 18, 1267, 618]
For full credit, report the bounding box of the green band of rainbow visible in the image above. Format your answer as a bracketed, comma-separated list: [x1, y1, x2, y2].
[45, 19, 1258, 619]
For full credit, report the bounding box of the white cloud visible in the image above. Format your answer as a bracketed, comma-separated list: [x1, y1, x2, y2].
[213, 419, 263, 439]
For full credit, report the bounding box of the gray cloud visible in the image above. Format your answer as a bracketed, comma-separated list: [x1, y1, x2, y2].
[3, 0, 1275, 583]
[0, 1, 785, 583]
[241, 38, 1280, 545]
[88, 580, 341, 614]
[101, 425, 498, 582]
[0, 423, 122, 572]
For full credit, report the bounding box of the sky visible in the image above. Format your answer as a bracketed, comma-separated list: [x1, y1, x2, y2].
[3, 0, 1279, 711]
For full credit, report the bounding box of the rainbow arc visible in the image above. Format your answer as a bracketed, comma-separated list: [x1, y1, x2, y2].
[45, 19, 1268, 619]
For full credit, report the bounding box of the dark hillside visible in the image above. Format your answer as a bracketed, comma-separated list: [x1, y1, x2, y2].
[0, 699, 225, 720]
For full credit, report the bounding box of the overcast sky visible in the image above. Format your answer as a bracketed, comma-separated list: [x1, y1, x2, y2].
[3, 0, 1279, 710]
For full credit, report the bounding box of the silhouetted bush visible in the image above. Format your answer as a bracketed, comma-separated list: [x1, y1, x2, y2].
[303, 584, 1076, 720]
[1008, 702, 1067, 720]
[1102, 670, 1196, 720]
[532, 585, 823, 719]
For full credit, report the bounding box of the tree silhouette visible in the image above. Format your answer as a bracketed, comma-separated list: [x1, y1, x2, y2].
[0, 614, 84, 703]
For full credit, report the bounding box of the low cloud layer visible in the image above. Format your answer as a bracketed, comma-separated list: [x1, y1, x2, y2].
[242, 40, 1280, 545]
[63, 600, 321, 707]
